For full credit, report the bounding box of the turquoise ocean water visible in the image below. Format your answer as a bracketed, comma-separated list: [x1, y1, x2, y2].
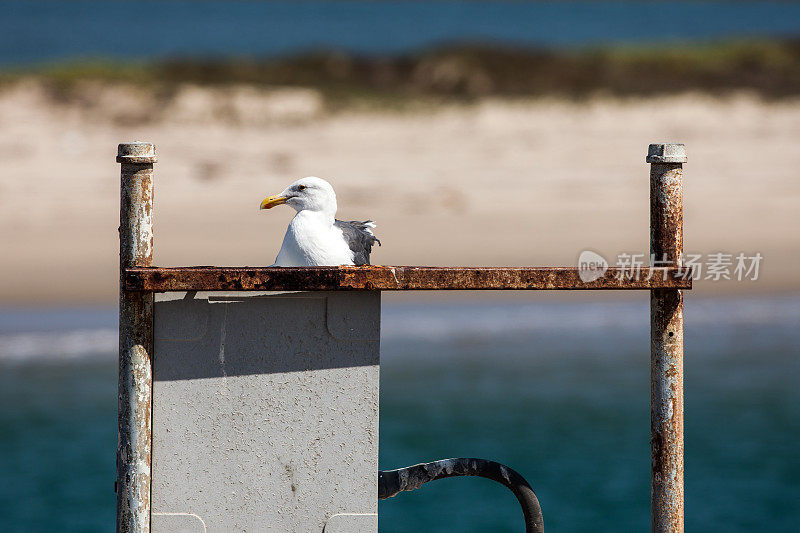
[2, 1, 800, 66]
[1, 295, 798, 532]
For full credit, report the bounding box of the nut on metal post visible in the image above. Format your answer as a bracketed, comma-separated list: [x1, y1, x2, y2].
[117, 141, 158, 165]
[117, 142, 156, 533]
[648, 143, 685, 533]
[646, 143, 687, 165]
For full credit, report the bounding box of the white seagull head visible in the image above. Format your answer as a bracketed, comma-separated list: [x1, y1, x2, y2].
[260, 176, 337, 216]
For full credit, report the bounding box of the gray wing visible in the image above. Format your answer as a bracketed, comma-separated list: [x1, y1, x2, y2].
[334, 219, 381, 266]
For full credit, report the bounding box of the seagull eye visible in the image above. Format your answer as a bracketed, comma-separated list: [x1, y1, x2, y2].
[297, 185, 306, 191]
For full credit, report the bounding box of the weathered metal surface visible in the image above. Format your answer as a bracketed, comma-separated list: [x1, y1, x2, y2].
[649, 143, 685, 533]
[151, 292, 380, 532]
[118, 142, 156, 533]
[124, 266, 692, 292]
[646, 143, 687, 165]
[117, 141, 159, 165]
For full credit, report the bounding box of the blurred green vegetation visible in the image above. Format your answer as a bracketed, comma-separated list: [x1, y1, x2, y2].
[3, 39, 800, 106]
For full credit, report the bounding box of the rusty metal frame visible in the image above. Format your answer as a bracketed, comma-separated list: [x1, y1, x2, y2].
[117, 142, 688, 533]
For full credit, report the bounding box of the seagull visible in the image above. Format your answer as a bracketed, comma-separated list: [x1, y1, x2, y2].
[260, 176, 380, 266]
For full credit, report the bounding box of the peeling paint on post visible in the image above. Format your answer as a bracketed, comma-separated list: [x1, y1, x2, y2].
[648, 143, 685, 533]
[117, 142, 156, 533]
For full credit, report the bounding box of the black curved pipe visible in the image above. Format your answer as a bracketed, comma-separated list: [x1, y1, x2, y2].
[378, 458, 544, 533]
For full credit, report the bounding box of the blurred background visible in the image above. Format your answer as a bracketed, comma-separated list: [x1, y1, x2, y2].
[0, 1, 798, 531]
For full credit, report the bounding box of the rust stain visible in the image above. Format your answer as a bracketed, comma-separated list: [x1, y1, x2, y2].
[123, 266, 693, 292]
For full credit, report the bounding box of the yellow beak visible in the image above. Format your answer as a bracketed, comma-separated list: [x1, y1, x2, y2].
[260, 195, 288, 210]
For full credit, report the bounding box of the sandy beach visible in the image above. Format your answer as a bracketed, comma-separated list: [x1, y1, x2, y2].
[1, 81, 798, 303]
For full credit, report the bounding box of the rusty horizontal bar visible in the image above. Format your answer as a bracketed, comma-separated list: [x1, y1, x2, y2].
[123, 266, 692, 292]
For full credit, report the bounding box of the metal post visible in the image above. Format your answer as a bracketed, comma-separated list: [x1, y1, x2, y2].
[648, 143, 685, 533]
[117, 142, 156, 533]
